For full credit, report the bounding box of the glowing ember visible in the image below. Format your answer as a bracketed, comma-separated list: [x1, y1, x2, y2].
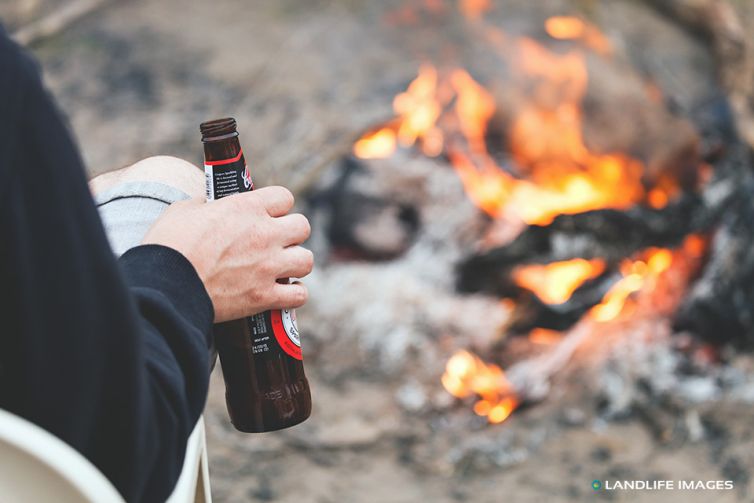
[590, 248, 674, 322]
[512, 258, 606, 304]
[441, 350, 519, 424]
[529, 328, 563, 345]
[684, 234, 707, 258]
[545, 16, 587, 40]
[545, 16, 612, 54]
[443, 241, 700, 424]
[589, 273, 643, 322]
[647, 188, 669, 209]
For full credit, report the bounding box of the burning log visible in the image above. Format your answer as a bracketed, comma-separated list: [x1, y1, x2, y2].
[504, 270, 621, 334]
[457, 146, 747, 337]
[447, 242, 704, 411]
[457, 201, 693, 293]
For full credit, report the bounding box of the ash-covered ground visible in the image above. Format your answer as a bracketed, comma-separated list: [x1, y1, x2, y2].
[6, 0, 754, 501]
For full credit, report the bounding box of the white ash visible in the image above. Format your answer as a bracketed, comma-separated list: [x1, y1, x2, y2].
[304, 152, 512, 373]
[304, 263, 511, 373]
[395, 379, 429, 412]
[592, 324, 754, 419]
[684, 410, 705, 442]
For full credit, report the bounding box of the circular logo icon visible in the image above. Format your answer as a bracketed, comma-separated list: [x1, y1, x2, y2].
[592, 480, 602, 491]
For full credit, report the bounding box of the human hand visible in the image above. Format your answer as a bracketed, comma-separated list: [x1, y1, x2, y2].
[142, 186, 313, 322]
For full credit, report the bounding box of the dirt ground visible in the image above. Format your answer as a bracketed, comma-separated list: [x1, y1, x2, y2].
[5, 0, 754, 501]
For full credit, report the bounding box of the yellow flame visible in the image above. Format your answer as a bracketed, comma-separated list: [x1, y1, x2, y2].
[442, 350, 519, 424]
[353, 127, 397, 159]
[394, 64, 442, 148]
[513, 258, 606, 304]
[589, 248, 675, 322]
[590, 273, 643, 322]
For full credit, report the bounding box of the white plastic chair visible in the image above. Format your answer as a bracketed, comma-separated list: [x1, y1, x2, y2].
[0, 408, 211, 502]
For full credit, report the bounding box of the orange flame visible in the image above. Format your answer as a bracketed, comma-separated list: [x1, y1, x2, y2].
[459, 0, 491, 19]
[451, 69, 496, 155]
[503, 36, 645, 223]
[513, 258, 606, 304]
[354, 18, 661, 225]
[441, 350, 519, 424]
[393, 64, 443, 154]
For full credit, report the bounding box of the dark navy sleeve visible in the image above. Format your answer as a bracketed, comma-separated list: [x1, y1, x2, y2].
[0, 28, 214, 503]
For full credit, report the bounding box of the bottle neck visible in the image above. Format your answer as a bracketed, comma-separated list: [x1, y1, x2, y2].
[203, 135, 242, 164]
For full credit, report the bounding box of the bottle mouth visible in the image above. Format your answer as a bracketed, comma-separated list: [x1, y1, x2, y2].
[200, 117, 238, 140]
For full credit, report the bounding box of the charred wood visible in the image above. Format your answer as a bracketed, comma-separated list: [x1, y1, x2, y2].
[674, 147, 754, 344]
[308, 156, 421, 261]
[457, 196, 700, 294]
[506, 271, 622, 334]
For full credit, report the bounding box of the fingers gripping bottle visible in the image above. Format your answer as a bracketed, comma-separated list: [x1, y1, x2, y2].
[201, 117, 311, 432]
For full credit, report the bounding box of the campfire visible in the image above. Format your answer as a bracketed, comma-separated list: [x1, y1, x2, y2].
[302, 0, 753, 446]
[344, 12, 716, 424]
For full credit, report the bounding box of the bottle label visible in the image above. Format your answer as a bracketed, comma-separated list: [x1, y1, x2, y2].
[247, 313, 272, 355]
[205, 148, 303, 362]
[271, 309, 303, 360]
[204, 149, 253, 200]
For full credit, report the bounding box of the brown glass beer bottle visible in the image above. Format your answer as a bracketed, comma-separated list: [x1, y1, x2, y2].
[200, 117, 311, 432]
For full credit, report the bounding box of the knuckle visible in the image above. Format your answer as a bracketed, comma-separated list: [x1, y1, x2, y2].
[277, 186, 295, 207]
[260, 259, 277, 278]
[302, 249, 314, 271]
[263, 186, 294, 208]
[292, 285, 308, 307]
[296, 214, 312, 238]
[247, 283, 263, 303]
[246, 192, 267, 213]
[255, 216, 274, 239]
[284, 214, 310, 242]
